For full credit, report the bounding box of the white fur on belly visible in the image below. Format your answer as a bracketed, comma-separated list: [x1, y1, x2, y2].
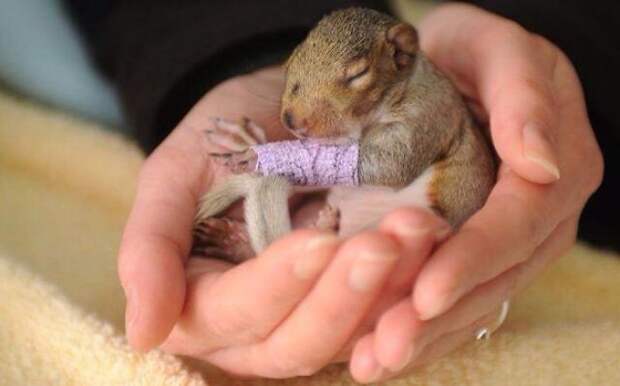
[328, 166, 435, 237]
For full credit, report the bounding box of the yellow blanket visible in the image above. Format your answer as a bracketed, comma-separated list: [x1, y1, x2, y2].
[1, 39, 619, 386]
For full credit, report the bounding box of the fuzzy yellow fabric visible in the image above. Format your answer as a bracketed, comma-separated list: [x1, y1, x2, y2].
[1, 18, 619, 384]
[1, 86, 619, 386]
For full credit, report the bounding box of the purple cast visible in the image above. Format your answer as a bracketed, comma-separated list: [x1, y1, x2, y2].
[252, 139, 360, 186]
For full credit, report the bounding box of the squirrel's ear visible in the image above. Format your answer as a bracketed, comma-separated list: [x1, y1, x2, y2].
[386, 23, 419, 70]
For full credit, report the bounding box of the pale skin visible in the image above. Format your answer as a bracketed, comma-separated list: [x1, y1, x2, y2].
[117, 4, 603, 383]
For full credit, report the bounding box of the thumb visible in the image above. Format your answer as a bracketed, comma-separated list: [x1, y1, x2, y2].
[473, 30, 562, 184]
[420, 4, 561, 184]
[484, 61, 561, 184]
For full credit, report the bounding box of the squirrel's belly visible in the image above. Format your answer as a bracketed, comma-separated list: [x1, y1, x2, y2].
[327, 166, 436, 237]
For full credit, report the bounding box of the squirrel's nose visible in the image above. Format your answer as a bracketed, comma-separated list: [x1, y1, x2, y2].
[283, 109, 296, 130]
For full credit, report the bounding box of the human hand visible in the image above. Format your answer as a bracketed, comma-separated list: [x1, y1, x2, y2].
[349, 4, 603, 382]
[117, 67, 287, 351]
[117, 66, 450, 377]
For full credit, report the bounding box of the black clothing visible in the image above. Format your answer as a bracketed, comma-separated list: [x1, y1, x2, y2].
[63, 0, 620, 249]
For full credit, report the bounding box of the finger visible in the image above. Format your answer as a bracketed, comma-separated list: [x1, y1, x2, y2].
[406, 308, 501, 371]
[158, 257, 229, 354]
[422, 215, 578, 338]
[375, 216, 576, 369]
[378, 207, 451, 290]
[414, 211, 577, 347]
[337, 208, 449, 355]
[368, 207, 450, 316]
[413, 172, 561, 320]
[373, 299, 418, 372]
[328, 208, 451, 359]
[118, 127, 206, 350]
[208, 232, 401, 378]
[350, 334, 385, 383]
[476, 33, 561, 184]
[352, 308, 500, 384]
[420, 4, 561, 184]
[161, 230, 339, 356]
[352, 303, 504, 384]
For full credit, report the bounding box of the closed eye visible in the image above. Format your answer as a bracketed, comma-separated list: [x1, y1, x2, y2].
[345, 66, 370, 84]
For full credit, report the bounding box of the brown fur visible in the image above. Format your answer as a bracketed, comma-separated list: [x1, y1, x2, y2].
[282, 7, 496, 227]
[194, 8, 497, 262]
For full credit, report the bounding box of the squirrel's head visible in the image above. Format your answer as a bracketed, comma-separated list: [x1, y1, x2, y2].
[281, 8, 419, 139]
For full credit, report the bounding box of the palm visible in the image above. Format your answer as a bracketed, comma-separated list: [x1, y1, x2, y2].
[117, 66, 296, 349]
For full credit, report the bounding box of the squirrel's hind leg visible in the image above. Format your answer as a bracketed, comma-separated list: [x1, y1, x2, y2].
[315, 204, 340, 233]
[192, 217, 255, 263]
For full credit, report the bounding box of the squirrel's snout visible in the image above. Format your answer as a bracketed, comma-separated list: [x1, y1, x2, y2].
[282, 109, 295, 130]
[282, 109, 308, 138]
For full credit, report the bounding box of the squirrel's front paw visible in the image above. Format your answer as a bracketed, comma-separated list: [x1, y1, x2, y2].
[205, 116, 267, 152]
[204, 117, 265, 173]
[211, 148, 258, 174]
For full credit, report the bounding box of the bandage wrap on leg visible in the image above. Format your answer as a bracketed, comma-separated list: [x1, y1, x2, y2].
[252, 139, 360, 186]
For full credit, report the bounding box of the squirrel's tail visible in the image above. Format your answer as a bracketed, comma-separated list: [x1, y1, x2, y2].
[195, 174, 292, 253]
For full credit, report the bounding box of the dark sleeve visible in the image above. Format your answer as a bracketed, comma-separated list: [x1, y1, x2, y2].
[464, 0, 620, 250]
[64, 0, 390, 153]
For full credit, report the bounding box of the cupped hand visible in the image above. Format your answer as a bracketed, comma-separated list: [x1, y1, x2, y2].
[117, 66, 450, 377]
[349, 4, 603, 383]
[118, 67, 287, 351]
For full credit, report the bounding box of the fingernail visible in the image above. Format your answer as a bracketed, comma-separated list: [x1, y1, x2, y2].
[293, 234, 339, 279]
[124, 285, 139, 330]
[389, 344, 414, 373]
[348, 248, 399, 292]
[523, 123, 560, 180]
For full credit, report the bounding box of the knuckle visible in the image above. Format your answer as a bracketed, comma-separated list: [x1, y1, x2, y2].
[481, 17, 527, 41]
[502, 75, 556, 117]
[584, 147, 605, 195]
[492, 76, 558, 136]
[523, 76, 555, 111]
[477, 18, 532, 55]
[517, 202, 547, 246]
[527, 33, 565, 71]
[569, 130, 604, 204]
[527, 33, 556, 56]
[500, 191, 549, 249]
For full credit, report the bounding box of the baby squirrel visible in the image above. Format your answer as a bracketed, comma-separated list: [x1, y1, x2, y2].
[193, 8, 496, 262]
